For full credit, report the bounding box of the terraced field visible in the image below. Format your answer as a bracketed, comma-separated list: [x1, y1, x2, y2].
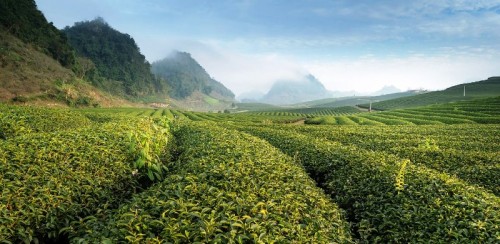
[306, 97, 500, 125]
[1, 95, 499, 242]
[364, 77, 500, 110]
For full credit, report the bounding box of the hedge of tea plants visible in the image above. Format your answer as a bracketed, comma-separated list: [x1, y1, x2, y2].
[235, 125, 500, 243]
[291, 124, 500, 195]
[70, 122, 353, 243]
[0, 106, 173, 242]
[0, 105, 92, 139]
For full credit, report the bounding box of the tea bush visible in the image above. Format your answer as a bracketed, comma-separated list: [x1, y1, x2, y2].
[237, 126, 500, 242]
[71, 122, 353, 243]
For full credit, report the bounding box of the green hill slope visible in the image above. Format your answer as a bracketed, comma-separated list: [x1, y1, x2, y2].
[0, 0, 75, 67]
[63, 18, 166, 99]
[288, 90, 422, 108]
[152, 51, 235, 111]
[367, 77, 500, 110]
[0, 2, 129, 107]
[152, 51, 234, 100]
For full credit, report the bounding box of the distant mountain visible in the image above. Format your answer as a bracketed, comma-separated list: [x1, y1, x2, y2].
[328, 85, 401, 98]
[330, 90, 357, 98]
[238, 90, 265, 102]
[370, 85, 401, 96]
[260, 74, 331, 105]
[152, 51, 235, 101]
[63, 18, 165, 98]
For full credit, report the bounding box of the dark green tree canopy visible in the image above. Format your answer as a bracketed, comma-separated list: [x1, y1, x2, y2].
[63, 18, 164, 97]
[0, 0, 76, 67]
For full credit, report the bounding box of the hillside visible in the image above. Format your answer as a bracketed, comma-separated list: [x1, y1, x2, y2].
[260, 74, 331, 105]
[289, 90, 423, 108]
[0, 0, 75, 67]
[367, 77, 500, 110]
[152, 51, 235, 109]
[0, 4, 130, 107]
[63, 18, 166, 99]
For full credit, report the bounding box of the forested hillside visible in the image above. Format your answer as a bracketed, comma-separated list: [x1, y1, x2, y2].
[0, 0, 132, 106]
[63, 18, 167, 98]
[0, 0, 75, 67]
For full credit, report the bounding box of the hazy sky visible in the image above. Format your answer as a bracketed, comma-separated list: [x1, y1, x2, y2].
[36, 0, 500, 95]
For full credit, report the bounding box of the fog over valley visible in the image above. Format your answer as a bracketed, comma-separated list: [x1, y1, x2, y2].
[36, 0, 500, 97]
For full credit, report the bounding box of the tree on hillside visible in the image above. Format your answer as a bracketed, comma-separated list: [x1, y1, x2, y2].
[63, 18, 167, 97]
[0, 0, 76, 67]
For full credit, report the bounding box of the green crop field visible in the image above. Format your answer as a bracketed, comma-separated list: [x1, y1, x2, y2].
[363, 77, 500, 110]
[1, 95, 499, 242]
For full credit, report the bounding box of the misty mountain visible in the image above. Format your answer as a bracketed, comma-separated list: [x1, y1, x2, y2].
[237, 90, 265, 102]
[151, 51, 234, 101]
[63, 18, 165, 97]
[370, 85, 401, 96]
[330, 90, 357, 97]
[260, 74, 331, 105]
[328, 85, 402, 98]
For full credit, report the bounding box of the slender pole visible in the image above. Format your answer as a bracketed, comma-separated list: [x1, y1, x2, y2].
[369, 101, 372, 112]
[463, 85, 465, 96]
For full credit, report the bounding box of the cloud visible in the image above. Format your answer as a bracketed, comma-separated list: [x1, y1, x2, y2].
[37, 0, 500, 97]
[135, 36, 307, 95]
[190, 46, 308, 95]
[304, 50, 500, 93]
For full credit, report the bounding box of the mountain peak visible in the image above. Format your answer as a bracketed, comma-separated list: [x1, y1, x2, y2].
[260, 74, 331, 105]
[152, 51, 234, 101]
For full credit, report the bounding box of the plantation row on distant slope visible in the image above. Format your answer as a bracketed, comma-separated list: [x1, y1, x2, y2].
[365, 77, 500, 110]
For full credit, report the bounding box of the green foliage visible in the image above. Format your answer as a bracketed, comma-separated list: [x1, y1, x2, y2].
[235, 125, 500, 243]
[305, 116, 337, 125]
[63, 18, 166, 97]
[0, 0, 75, 67]
[0, 106, 173, 242]
[292, 124, 500, 194]
[127, 117, 172, 181]
[1, 94, 499, 242]
[0, 105, 91, 139]
[395, 159, 409, 193]
[72, 122, 352, 243]
[300, 97, 499, 125]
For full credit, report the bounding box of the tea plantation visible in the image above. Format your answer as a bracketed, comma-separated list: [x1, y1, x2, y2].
[1, 97, 499, 242]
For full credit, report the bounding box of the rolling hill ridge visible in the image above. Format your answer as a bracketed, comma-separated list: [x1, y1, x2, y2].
[367, 77, 500, 110]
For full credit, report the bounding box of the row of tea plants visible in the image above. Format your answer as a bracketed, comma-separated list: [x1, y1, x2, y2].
[69, 122, 353, 243]
[234, 125, 500, 242]
[0, 106, 172, 242]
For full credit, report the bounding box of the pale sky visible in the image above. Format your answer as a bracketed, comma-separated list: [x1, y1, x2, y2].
[36, 0, 500, 95]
